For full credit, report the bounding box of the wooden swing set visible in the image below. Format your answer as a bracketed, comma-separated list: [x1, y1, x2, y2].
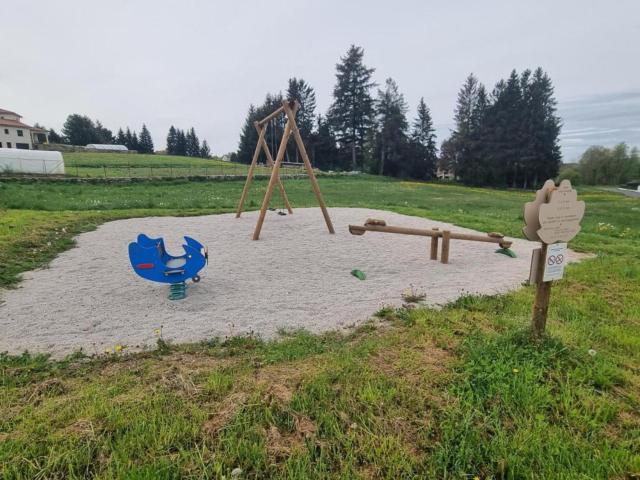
[236, 100, 335, 240]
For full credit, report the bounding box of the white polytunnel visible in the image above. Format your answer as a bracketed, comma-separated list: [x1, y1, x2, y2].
[0, 148, 65, 174]
[86, 144, 128, 151]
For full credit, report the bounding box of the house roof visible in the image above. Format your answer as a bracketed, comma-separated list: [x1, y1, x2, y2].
[0, 108, 20, 117]
[0, 118, 33, 129]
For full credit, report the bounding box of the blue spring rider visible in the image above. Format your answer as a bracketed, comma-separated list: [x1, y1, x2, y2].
[128, 234, 208, 300]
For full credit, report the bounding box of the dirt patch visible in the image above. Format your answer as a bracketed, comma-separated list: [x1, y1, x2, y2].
[266, 415, 317, 459]
[251, 357, 322, 405]
[26, 378, 66, 404]
[369, 341, 453, 382]
[203, 392, 249, 437]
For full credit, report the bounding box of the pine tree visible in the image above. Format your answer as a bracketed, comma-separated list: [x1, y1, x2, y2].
[138, 124, 154, 154]
[308, 115, 340, 171]
[185, 128, 200, 157]
[237, 105, 259, 164]
[200, 139, 211, 158]
[94, 121, 114, 144]
[286, 78, 316, 139]
[374, 78, 409, 176]
[286, 78, 317, 163]
[48, 129, 63, 144]
[448, 73, 491, 185]
[176, 129, 187, 156]
[131, 132, 139, 151]
[258, 93, 285, 162]
[327, 45, 376, 171]
[115, 128, 126, 146]
[124, 128, 133, 150]
[166, 126, 178, 155]
[525, 68, 562, 187]
[408, 97, 438, 179]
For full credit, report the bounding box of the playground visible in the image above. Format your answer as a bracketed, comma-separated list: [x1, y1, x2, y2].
[0, 207, 564, 357]
[1, 173, 638, 478]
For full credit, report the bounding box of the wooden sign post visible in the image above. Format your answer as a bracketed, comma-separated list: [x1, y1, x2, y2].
[523, 179, 585, 338]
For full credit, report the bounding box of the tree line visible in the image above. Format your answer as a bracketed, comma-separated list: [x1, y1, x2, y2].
[235, 46, 438, 179]
[560, 143, 639, 185]
[51, 114, 155, 153]
[166, 126, 211, 158]
[235, 45, 562, 187]
[441, 70, 562, 188]
[46, 114, 211, 157]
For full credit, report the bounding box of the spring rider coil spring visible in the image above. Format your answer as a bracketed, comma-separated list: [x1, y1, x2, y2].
[169, 282, 187, 301]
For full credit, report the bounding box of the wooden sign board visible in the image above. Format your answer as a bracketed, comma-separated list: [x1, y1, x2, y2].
[537, 180, 585, 244]
[523, 179, 556, 242]
[542, 242, 567, 282]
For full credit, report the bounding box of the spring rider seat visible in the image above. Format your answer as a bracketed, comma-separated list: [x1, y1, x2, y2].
[128, 234, 208, 300]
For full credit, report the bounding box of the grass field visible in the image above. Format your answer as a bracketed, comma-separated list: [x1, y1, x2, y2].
[0, 174, 639, 478]
[61, 152, 308, 178]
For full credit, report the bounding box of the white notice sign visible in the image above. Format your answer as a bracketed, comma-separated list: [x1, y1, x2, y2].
[543, 243, 567, 282]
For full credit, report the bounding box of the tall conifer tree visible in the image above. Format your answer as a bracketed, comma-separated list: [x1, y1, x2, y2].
[374, 78, 408, 176]
[327, 45, 376, 170]
[409, 97, 438, 179]
[138, 124, 154, 154]
[166, 126, 178, 154]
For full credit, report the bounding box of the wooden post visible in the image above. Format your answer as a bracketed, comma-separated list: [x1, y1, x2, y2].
[236, 123, 266, 217]
[531, 243, 551, 339]
[252, 118, 292, 240]
[282, 101, 335, 234]
[441, 230, 451, 264]
[430, 227, 439, 260]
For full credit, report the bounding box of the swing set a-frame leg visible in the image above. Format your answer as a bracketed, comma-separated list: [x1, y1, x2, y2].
[253, 119, 292, 240]
[282, 101, 334, 234]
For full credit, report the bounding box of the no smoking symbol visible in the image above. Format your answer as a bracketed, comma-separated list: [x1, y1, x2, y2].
[547, 254, 564, 266]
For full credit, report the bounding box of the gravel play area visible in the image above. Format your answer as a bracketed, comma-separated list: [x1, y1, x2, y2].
[0, 208, 578, 357]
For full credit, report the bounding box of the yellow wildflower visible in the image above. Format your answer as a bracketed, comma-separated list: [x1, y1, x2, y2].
[512, 368, 519, 374]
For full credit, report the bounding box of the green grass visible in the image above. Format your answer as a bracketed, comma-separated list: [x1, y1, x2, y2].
[64, 152, 231, 167]
[0, 176, 639, 478]
[61, 152, 308, 178]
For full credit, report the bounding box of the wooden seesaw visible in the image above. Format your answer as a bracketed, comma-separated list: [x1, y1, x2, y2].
[348, 219, 515, 264]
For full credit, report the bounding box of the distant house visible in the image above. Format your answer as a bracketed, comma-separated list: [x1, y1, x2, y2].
[0, 108, 49, 150]
[436, 166, 455, 181]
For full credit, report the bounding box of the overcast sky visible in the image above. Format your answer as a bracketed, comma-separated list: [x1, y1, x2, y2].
[2, 0, 639, 161]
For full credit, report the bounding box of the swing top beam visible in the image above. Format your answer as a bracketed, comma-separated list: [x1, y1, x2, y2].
[256, 104, 286, 126]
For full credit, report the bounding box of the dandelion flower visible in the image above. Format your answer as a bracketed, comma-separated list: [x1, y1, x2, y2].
[115, 344, 123, 353]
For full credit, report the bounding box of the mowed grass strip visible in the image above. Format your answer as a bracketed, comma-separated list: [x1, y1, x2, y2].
[0, 175, 639, 478]
[62, 152, 308, 178]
